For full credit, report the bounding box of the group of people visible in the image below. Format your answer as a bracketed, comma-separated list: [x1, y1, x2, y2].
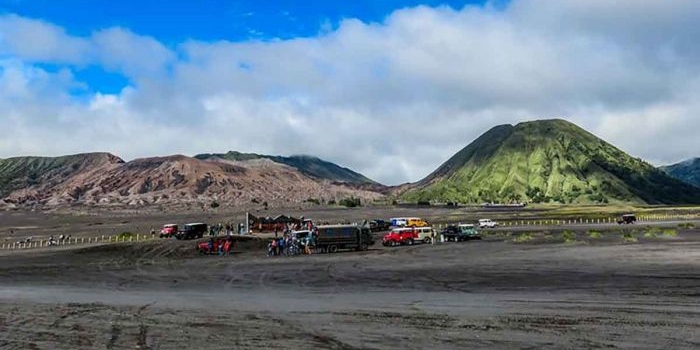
[209, 222, 246, 236]
[16, 234, 72, 246]
[206, 237, 234, 256]
[267, 228, 319, 257]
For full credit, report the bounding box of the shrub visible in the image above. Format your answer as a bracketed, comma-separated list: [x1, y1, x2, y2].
[561, 230, 576, 243]
[678, 222, 695, 229]
[621, 230, 638, 243]
[587, 230, 602, 239]
[663, 228, 678, 237]
[117, 232, 136, 240]
[643, 226, 661, 238]
[339, 197, 362, 208]
[512, 232, 534, 243]
[305, 198, 321, 205]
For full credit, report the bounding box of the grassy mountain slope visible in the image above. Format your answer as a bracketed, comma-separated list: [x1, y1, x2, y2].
[0, 153, 124, 197]
[661, 158, 700, 188]
[195, 151, 378, 185]
[402, 119, 700, 204]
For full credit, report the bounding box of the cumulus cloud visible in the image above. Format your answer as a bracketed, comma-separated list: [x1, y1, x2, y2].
[0, 0, 699, 185]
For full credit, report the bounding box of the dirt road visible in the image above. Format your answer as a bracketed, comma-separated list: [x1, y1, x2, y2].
[1, 227, 699, 349]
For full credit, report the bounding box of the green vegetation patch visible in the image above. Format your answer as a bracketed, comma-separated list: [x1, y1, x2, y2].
[621, 230, 638, 243]
[561, 230, 577, 243]
[587, 230, 603, 239]
[643, 226, 661, 238]
[511, 232, 534, 243]
[678, 222, 695, 229]
[662, 228, 678, 237]
[117, 231, 136, 240]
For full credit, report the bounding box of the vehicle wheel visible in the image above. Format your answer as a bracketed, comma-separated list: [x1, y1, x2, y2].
[359, 243, 369, 251]
[328, 245, 338, 253]
[407, 239, 414, 246]
[424, 237, 431, 244]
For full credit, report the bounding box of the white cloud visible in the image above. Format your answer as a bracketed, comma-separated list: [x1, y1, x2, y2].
[1, 1, 700, 185]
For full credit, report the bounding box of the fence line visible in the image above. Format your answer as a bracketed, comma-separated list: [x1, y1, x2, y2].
[2, 233, 158, 251]
[431, 213, 700, 230]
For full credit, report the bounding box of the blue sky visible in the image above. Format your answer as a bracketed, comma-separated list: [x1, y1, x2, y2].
[1, 0, 699, 184]
[1, 0, 489, 40]
[1, 0, 488, 94]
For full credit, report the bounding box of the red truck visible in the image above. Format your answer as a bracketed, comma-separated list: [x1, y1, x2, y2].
[197, 237, 233, 254]
[159, 224, 178, 238]
[382, 228, 419, 246]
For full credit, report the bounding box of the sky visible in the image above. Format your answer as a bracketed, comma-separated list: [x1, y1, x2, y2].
[1, 0, 699, 185]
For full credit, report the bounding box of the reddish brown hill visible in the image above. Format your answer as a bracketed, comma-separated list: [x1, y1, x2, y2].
[0, 153, 384, 209]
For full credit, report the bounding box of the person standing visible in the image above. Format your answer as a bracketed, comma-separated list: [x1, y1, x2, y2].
[271, 238, 278, 256]
[223, 238, 231, 257]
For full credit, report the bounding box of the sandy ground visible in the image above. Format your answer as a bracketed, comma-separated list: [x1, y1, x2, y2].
[1, 217, 699, 350]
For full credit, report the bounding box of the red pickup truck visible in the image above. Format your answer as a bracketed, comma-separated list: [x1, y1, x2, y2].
[382, 228, 419, 246]
[198, 237, 233, 254]
[159, 224, 178, 238]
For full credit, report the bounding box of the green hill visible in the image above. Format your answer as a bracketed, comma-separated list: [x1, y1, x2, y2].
[661, 158, 700, 188]
[402, 119, 700, 204]
[194, 151, 378, 185]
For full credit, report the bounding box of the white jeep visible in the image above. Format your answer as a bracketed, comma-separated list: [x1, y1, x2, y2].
[478, 219, 498, 228]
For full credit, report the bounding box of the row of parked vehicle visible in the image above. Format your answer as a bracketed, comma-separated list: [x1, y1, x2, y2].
[381, 223, 483, 246]
[158, 223, 208, 240]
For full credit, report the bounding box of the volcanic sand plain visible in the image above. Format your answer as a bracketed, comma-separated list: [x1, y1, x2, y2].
[0, 208, 699, 349]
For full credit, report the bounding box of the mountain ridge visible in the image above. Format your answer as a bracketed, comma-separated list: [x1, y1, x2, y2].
[194, 151, 378, 185]
[0, 152, 383, 209]
[661, 158, 700, 188]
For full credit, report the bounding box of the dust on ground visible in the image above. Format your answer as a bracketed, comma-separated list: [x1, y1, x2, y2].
[1, 218, 700, 350]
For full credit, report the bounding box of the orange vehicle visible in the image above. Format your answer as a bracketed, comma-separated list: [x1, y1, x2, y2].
[406, 217, 429, 227]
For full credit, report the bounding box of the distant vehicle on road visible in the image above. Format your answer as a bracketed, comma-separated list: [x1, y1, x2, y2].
[369, 219, 391, 232]
[442, 224, 481, 241]
[617, 214, 637, 224]
[478, 219, 499, 229]
[176, 223, 208, 240]
[159, 224, 178, 238]
[389, 217, 429, 228]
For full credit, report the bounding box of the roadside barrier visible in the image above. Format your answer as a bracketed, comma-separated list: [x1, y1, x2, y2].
[1, 233, 160, 252]
[431, 213, 700, 230]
